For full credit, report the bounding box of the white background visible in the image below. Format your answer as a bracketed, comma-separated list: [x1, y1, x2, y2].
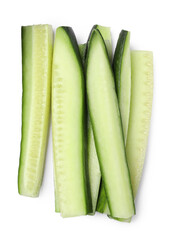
[0, 0, 172, 239]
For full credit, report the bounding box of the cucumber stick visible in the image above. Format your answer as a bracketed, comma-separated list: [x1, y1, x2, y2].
[113, 30, 131, 143]
[80, 43, 101, 214]
[126, 51, 153, 197]
[96, 181, 107, 213]
[18, 25, 53, 197]
[96, 30, 131, 217]
[52, 27, 91, 217]
[101, 50, 153, 221]
[95, 25, 112, 61]
[87, 117, 100, 213]
[87, 25, 112, 214]
[86, 29, 135, 218]
[79, 25, 112, 214]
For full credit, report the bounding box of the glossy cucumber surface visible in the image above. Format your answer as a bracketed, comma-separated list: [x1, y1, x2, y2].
[52, 27, 92, 217]
[86, 29, 135, 218]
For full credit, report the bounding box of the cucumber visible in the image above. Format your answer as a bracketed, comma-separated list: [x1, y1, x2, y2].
[87, 117, 101, 213]
[95, 25, 112, 61]
[113, 30, 131, 143]
[87, 26, 112, 214]
[79, 44, 87, 64]
[18, 25, 53, 197]
[79, 25, 112, 214]
[52, 26, 92, 217]
[102, 50, 153, 221]
[86, 29, 135, 218]
[79, 43, 101, 214]
[96, 181, 107, 213]
[97, 30, 131, 216]
[126, 51, 153, 197]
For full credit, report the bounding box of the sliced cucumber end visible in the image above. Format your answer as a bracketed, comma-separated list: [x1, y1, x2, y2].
[108, 214, 132, 223]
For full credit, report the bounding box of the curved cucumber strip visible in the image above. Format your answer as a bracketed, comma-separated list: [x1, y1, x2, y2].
[126, 51, 153, 197]
[97, 30, 131, 218]
[87, 117, 101, 213]
[107, 50, 153, 222]
[52, 27, 92, 217]
[18, 25, 53, 197]
[79, 25, 112, 214]
[95, 25, 112, 61]
[86, 29, 135, 218]
[96, 181, 107, 213]
[80, 43, 101, 214]
[87, 26, 112, 213]
[113, 30, 131, 143]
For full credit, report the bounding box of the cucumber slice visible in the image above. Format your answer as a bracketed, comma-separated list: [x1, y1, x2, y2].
[96, 181, 107, 213]
[80, 44, 101, 214]
[97, 30, 131, 216]
[87, 117, 101, 213]
[18, 25, 53, 197]
[113, 30, 131, 143]
[87, 26, 112, 214]
[126, 51, 153, 197]
[105, 50, 153, 222]
[95, 25, 112, 61]
[79, 25, 112, 214]
[80, 43, 101, 214]
[52, 26, 92, 217]
[86, 29, 135, 218]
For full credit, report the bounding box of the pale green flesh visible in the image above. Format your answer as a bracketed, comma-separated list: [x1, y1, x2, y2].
[126, 51, 153, 197]
[87, 118, 101, 212]
[87, 30, 135, 218]
[52, 27, 87, 217]
[79, 43, 101, 213]
[79, 25, 112, 214]
[100, 31, 132, 217]
[119, 32, 131, 144]
[87, 26, 112, 214]
[18, 25, 53, 197]
[96, 25, 112, 61]
[106, 51, 153, 221]
[103, 51, 153, 221]
[54, 167, 60, 212]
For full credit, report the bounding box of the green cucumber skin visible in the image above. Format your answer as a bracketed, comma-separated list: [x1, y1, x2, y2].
[86, 29, 135, 218]
[79, 44, 87, 65]
[18, 26, 33, 195]
[86, 25, 112, 63]
[113, 30, 128, 98]
[94, 25, 112, 61]
[79, 43, 101, 214]
[113, 30, 131, 143]
[79, 25, 112, 214]
[89, 25, 112, 214]
[96, 181, 107, 213]
[87, 118, 101, 213]
[18, 25, 53, 197]
[66, 27, 93, 214]
[108, 51, 153, 222]
[52, 27, 92, 217]
[97, 30, 132, 217]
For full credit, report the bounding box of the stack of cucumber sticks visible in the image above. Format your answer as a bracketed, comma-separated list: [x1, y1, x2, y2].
[18, 24, 153, 222]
